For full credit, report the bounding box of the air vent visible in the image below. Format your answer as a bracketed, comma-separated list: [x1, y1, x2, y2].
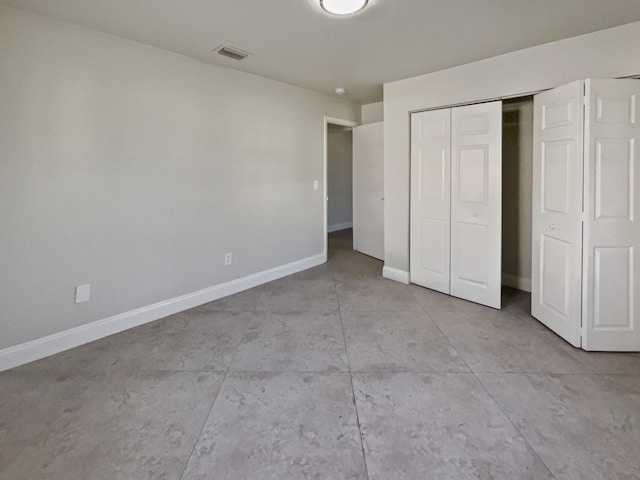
[214, 45, 252, 61]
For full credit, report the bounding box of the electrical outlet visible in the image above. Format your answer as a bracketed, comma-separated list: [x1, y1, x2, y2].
[75, 284, 91, 303]
[224, 253, 232, 265]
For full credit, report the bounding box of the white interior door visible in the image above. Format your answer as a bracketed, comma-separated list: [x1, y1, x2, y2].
[532, 81, 584, 347]
[410, 109, 451, 293]
[450, 101, 503, 309]
[353, 122, 384, 260]
[582, 79, 640, 351]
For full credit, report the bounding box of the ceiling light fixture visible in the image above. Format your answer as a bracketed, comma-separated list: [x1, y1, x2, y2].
[320, 0, 368, 15]
[335, 87, 346, 95]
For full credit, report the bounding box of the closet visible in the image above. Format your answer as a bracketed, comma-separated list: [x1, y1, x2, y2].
[409, 78, 640, 351]
[532, 79, 640, 351]
[410, 101, 503, 309]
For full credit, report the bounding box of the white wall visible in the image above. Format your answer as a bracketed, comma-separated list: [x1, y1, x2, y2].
[0, 7, 359, 351]
[384, 21, 640, 276]
[361, 102, 384, 124]
[327, 125, 353, 231]
[502, 99, 533, 290]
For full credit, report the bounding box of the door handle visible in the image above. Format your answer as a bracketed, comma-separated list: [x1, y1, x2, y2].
[549, 224, 556, 230]
[471, 213, 478, 218]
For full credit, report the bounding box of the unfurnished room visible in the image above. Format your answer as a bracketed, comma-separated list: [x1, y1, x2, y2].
[1, 1, 640, 479]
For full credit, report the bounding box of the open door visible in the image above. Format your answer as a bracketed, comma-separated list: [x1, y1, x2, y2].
[532, 81, 584, 347]
[410, 109, 451, 294]
[450, 101, 503, 309]
[582, 79, 640, 351]
[353, 122, 384, 260]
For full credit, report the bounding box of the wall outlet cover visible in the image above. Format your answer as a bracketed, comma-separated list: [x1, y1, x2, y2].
[75, 284, 91, 303]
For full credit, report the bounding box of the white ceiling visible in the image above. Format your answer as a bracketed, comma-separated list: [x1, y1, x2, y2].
[3, 0, 640, 104]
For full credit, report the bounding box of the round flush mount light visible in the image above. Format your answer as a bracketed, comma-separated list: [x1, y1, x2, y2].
[335, 87, 346, 95]
[320, 0, 368, 15]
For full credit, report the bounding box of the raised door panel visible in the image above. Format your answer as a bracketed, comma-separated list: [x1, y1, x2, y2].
[410, 109, 451, 293]
[532, 81, 584, 347]
[540, 236, 571, 319]
[450, 101, 502, 309]
[582, 79, 640, 351]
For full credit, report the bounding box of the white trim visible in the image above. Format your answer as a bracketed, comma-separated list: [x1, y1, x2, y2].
[0, 253, 326, 372]
[383, 266, 410, 284]
[502, 272, 532, 292]
[327, 221, 353, 233]
[324, 116, 359, 259]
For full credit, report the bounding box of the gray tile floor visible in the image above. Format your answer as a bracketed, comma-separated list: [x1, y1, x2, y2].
[2, 229, 640, 480]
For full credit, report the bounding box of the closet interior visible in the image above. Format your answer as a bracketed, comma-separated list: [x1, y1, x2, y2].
[501, 97, 534, 296]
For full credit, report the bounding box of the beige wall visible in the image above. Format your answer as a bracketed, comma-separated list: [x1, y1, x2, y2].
[502, 98, 533, 287]
[384, 20, 640, 275]
[0, 7, 359, 349]
[327, 125, 353, 229]
[361, 102, 384, 124]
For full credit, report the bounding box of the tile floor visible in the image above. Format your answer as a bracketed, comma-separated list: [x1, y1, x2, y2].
[2, 229, 640, 479]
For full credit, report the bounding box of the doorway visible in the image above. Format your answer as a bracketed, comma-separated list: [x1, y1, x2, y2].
[327, 124, 354, 235]
[324, 116, 385, 262]
[323, 117, 358, 260]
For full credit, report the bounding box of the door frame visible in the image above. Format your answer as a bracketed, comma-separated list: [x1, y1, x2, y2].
[324, 116, 359, 259]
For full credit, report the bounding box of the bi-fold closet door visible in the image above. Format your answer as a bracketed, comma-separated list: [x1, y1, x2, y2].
[410, 101, 502, 309]
[533, 79, 640, 351]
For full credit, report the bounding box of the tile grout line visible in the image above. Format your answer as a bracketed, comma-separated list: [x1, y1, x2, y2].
[407, 285, 476, 374]
[330, 257, 372, 480]
[407, 285, 558, 478]
[473, 372, 559, 480]
[177, 370, 227, 480]
[177, 309, 254, 480]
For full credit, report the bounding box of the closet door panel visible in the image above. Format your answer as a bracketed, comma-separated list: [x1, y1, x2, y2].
[450, 101, 502, 309]
[455, 223, 489, 285]
[582, 79, 640, 351]
[532, 81, 584, 347]
[410, 109, 451, 293]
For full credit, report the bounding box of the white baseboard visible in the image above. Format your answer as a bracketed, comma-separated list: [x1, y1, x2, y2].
[502, 273, 532, 292]
[327, 221, 353, 233]
[383, 266, 410, 285]
[0, 253, 326, 372]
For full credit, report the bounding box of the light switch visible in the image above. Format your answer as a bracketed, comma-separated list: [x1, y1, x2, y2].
[313, 180, 319, 190]
[75, 284, 91, 303]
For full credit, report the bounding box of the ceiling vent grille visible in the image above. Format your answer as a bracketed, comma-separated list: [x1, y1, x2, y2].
[214, 45, 252, 61]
